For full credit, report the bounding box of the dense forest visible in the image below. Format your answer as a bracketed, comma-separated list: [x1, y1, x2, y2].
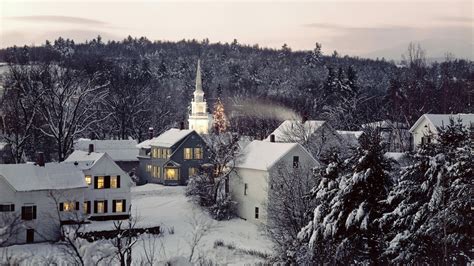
[0, 36, 472, 162]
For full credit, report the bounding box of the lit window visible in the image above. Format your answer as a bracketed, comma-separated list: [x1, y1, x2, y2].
[189, 167, 198, 177]
[146, 164, 152, 172]
[113, 200, 125, 213]
[85, 175, 92, 185]
[152, 166, 161, 178]
[152, 147, 161, 158]
[166, 149, 171, 159]
[83, 201, 90, 214]
[194, 148, 203, 160]
[96, 201, 105, 213]
[97, 176, 104, 189]
[61, 201, 75, 212]
[111, 176, 118, 188]
[165, 168, 179, 180]
[184, 148, 193, 160]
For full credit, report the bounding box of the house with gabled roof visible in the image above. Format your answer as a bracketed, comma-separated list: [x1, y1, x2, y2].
[64, 145, 133, 221]
[230, 139, 319, 224]
[409, 113, 474, 150]
[0, 158, 87, 245]
[136, 127, 211, 185]
[73, 139, 139, 174]
[362, 119, 411, 152]
[264, 120, 343, 158]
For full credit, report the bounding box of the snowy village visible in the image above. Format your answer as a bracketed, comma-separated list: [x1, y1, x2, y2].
[0, 1, 473, 265]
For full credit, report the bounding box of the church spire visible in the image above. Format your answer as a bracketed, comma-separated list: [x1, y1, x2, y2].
[195, 59, 203, 93]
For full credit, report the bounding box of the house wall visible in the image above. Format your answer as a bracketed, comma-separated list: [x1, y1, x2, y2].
[116, 161, 139, 175]
[310, 123, 344, 158]
[82, 156, 132, 220]
[411, 118, 437, 149]
[0, 178, 86, 245]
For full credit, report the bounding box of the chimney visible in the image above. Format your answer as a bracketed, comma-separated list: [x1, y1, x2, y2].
[88, 143, 94, 154]
[302, 113, 308, 124]
[148, 127, 154, 140]
[270, 134, 275, 143]
[36, 152, 45, 167]
[180, 122, 185, 130]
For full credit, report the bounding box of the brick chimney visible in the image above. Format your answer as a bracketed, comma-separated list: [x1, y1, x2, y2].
[148, 127, 154, 140]
[270, 134, 275, 143]
[36, 152, 45, 167]
[88, 143, 94, 154]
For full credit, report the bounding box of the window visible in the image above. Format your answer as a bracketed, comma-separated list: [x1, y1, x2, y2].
[421, 136, 432, 145]
[21, 206, 37, 220]
[94, 200, 107, 214]
[26, 229, 34, 243]
[152, 147, 160, 158]
[85, 175, 92, 185]
[60, 201, 76, 212]
[111, 176, 120, 188]
[83, 201, 91, 214]
[146, 164, 152, 173]
[244, 183, 248, 195]
[0, 204, 14, 212]
[293, 156, 299, 168]
[184, 148, 193, 160]
[255, 207, 259, 219]
[165, 168, 179, 180]
[194, 148, 203, 160]
[97, 176, 104, 189]
[189, 167, 198, 177]
[166, 149, 171, 159]
[113, 200, 126, 213]
[152, 166, 161, 178]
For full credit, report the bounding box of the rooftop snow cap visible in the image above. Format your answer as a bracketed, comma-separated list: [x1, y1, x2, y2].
[36, 152, 45, 167]
[148, 127, 154, 140]
[88, 143, 94, 154]
[270, 134, 275, 143]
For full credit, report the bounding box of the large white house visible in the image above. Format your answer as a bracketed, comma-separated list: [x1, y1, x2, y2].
[264, 120, 343, 158]
[188, 60, 213, 134]
[230, 139, 319, 224]
[409, 113, 474, 149]
[64, 145, 133, 220]
[0, 161, 87, 245]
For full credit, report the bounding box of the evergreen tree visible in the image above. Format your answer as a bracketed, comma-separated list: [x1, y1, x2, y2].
[212, 97, 228, 134]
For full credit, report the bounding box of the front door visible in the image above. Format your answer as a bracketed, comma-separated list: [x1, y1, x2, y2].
[26, 229, 34, 243]
[164, 167, 180, 182]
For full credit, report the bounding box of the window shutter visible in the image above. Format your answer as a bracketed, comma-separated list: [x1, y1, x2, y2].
[94, 176, 98, 189]
[104, 176, 111, 188]
[33, 206, 37, 219]
[75, 202, 80, 211]
[123, 200, 127, 213]
[59, 203, 64, 211]
[21, 207, 26, 220]
[87, 201, 91, 214]
[112, 200, 116, 213]
[104, 200, 108, 213]
[94, 201, 98, 213]
[117, 176, 121, 188]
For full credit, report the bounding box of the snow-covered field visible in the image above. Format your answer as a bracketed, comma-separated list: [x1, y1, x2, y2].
[0, 184, 274, 265]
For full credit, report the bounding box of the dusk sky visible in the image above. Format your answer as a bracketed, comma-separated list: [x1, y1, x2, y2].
[1, 0, 472, 60]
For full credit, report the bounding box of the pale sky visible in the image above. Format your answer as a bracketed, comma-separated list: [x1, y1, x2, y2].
[1, 0, 473, 59]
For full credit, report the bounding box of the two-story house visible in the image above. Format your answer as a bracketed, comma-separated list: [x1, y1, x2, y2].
[230, 138, 319, 224]
[0, 157, 87, 245]
[136, 128, 210, 185]
[64, 145, 133, 221]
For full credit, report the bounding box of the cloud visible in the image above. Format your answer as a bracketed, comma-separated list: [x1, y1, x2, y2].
[437, 16, 473, 23]
[6, 16, 106, 26]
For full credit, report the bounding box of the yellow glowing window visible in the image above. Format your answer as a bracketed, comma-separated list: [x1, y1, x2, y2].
[194, 148, 203, 160]
[85, 175, 92, 185]
[62, 201, 75, 212]
[146, 164, 152, 172]
[184, 148, 193, 160]
[97, 176, 104, 189]
[166, 149, 171, 159]
[111, 176, 118, 188]
[115, 200, 124, 213]
[96, 201, 105, 213]
[152, 166, 161, 178]
[165, 168, 179, 180]
[83, 202, 89, 214]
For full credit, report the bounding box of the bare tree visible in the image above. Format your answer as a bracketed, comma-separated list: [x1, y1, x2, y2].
[185, 212, 214, 262]
[402, 42, 427, 69]
[0, 212, 23, 247]
[111, 208, 139, 266]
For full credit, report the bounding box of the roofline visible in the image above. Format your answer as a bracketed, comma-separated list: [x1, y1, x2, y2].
[409, 114, 427, 133]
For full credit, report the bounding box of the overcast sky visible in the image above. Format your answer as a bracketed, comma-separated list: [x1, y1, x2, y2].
[1, 0, 472, 60]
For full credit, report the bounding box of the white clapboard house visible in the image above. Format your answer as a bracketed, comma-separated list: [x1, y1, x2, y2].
[0, 156, 87, 245]
[409, 113, 474, 149]
[230, 138, 319, 224]
[64, 144, 133, 221]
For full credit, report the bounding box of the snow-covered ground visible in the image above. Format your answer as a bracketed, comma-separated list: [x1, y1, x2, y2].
[0, 184, 274, 265]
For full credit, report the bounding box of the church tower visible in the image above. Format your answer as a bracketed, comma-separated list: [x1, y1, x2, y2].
[188, 60, 212, 134]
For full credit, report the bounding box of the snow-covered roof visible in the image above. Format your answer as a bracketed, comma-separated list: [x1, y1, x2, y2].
[74, 139, 138, 162]
[409, 113, 474, 133]
[0, 163, 87, 192]
[337, 130, 364, 146]
[64, 150, 106, 170]
[236, 140, 299, 171]
[136, 128, 195, 149]
[264, 120, 326, 142]
[362, 120, 409, 129]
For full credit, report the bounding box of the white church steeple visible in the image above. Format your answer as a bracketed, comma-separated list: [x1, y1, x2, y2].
[188, 59, 212, 134]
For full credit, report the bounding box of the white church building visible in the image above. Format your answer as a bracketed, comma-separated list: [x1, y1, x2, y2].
[188, 60, 213, 134]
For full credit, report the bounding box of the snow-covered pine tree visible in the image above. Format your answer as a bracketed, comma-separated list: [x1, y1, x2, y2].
[298, 130, 393, 264]
[380, 117, 472, 264]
